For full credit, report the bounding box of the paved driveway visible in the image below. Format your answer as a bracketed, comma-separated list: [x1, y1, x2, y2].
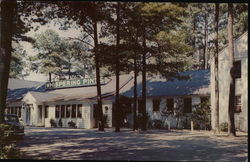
[15, 127, 248, 161]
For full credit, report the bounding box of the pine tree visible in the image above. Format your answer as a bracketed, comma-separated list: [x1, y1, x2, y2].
[227, 3, 236, 137]
[213, 3, 220, 134]
[0, 0, 16, 123]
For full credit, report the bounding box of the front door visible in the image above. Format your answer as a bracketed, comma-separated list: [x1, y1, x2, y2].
[93, 104, 98, 128]
[38, 105, 43, 126]
[26, 105, 31, 125]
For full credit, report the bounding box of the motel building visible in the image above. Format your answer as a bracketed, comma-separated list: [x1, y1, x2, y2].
[5, 32, 247, 131]
[6, 70, 211, 129]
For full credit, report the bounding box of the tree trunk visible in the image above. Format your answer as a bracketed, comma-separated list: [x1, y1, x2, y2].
[141, 31, 147, 131]
[0, 0, 16, 123]
[93, 21, 104, 131]
[227, 3, 236, 137]
[193, 18, 196, 58]
[68, 59, 71, 80]
[115, 2, 120, 132]
[48, 72, 52, 82]
[133, 43, 138, 131]
[214, 3, 220, 134]
[203, 13, 208, 69]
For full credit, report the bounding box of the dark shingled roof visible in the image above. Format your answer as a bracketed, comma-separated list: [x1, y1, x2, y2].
[121, 69, 210, 98]
[8, 69, 210, 103]
[7, 79, 46, 102]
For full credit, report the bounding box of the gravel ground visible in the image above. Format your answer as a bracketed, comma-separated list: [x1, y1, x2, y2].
[14, 127, 248, 161]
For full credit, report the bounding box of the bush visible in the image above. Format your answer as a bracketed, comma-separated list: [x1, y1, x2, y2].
[50, 119, 56, 128]
[0, 124, 20, 159]
[68, 121, 77, 128]
[152, 119, 162, 129]
[182, 115, 191, 129]
[103, 115, 108, 128]
[220, 122, 228, 132]
[58, 119, 62, 128]
[0, 144, 20, 159]
[191, 101, 211, 130]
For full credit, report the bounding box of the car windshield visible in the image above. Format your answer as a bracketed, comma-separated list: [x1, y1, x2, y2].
[4, 115, 19, 122]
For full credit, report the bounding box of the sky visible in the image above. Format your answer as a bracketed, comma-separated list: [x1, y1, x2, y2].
[21, 22, 81, 82]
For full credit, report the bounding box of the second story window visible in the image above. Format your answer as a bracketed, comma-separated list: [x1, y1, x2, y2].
[234, 95, 241, 113]
[233, 61, 241, 78]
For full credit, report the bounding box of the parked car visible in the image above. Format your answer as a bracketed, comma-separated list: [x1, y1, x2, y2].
[4, 114, 25, 138]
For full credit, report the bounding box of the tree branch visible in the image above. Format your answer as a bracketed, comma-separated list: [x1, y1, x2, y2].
[67, 37, 94, 48]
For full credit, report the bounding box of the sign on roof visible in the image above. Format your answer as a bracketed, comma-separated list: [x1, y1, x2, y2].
[45, 78, 107, 89]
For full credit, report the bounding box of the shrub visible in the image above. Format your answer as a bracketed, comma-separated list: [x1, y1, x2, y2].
[103, 115, 108, 128]
[0, 124, 20, 159]
[220, 122, 228, 132]
[136, 113, 150, 130]
[50, 119, 56, 128]
[0, 144, 20, 159]
[58, 119, 62, 128]
[68, 121, 77, 128]
[152, 119, 162, 129]
[182, 115, 191, 129]
[191, 101, 211, 130]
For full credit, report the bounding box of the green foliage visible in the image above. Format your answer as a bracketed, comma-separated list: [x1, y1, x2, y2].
[30, 29, 91, 80]
[9, 43, 29, 79]
[182, 114, 192, 129]
[31, 29, 65, 78]
[50, 119, 56, 128]
[191, 100, 211, 130]
[152, 119, 162, 129]
[0, 144, 20, 159]
[103, 115, 108, 128]
[136, 113, 150, 130]
[68, 121, 76, 128]
[220, 122, 228, 132]
[58, 119, 62, 128]
[0, 124, 20, 159]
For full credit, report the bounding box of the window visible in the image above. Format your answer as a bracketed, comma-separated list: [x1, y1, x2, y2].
[71, 104, 76, 118]
[77, 104, 82, 118]
[61, 105, 65, 118]
[183, 98, 192, 113]
[26, 104, 32, 121]
[104, 106, 109, 114]
[125, 103, 132, 114]
[66, 105, 71, 118]
[38, 105, 43, 119]
[11, 107, 14, 114]
[55, 105, 60, 118]
[138, 99, 143, 113]
[234, 96, 241, 113]
[7, 107, 10, 114]
[167, 98, 174, 112]
[18, 107, 22, 117]
[233, 61, 241, 78]
[45, 106, 49, 118]
[14, 107, 18, 115]
[153, 99, 160, 112]
[93, 104, 98, 118]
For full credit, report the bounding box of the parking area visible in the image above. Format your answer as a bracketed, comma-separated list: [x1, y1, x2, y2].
[15, 127, 248, 161]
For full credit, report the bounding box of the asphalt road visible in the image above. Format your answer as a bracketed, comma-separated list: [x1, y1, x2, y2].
[15, 127, 248, 161]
